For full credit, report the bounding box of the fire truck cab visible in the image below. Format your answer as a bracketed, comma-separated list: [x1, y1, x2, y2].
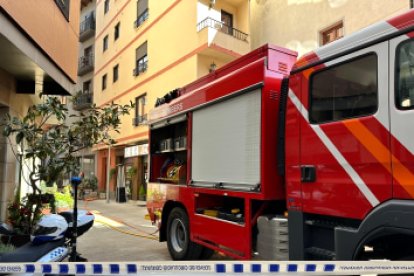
[147, 9, 414, 260]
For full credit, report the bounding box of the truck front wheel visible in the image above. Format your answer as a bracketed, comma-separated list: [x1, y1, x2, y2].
[167, 207, 202, 260]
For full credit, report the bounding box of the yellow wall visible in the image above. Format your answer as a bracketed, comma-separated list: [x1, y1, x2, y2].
[250, 0, 409, 57]
[94, 0, 249, 146]
[0, 0, 80, 82]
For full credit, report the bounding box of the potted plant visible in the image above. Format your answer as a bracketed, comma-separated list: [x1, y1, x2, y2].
[82, 176, 98, 199]
[2, 95, 134, 235]
[139, 184, 146, 201]
[126, 166, 137, 179]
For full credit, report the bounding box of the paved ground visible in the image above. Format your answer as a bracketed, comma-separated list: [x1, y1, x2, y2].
[76, 199, 171, 262]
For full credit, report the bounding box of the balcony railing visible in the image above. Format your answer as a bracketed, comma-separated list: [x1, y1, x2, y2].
[80, 15, 96, 42]
[132, 114, 148, 126]
[78, 54, 94, 76]
[134, 9, 149, 28]
[197, 17, 248, 42]
[73, 92, 93, 110]
[132, 60, 148, 76]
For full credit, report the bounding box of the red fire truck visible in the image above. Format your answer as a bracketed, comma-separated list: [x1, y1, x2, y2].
[147, 9, 414, 260]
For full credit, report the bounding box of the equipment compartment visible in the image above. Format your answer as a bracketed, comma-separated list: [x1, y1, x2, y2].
[194, 193, 245, 224]
[149, 118, 188, 184]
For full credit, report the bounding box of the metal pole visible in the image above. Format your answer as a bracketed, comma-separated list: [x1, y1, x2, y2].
[69, 176, 81, 262]
[106, 144, 111, 203]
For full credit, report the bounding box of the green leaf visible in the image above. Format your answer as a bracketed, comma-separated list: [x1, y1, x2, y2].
[16, 132, 24, 144]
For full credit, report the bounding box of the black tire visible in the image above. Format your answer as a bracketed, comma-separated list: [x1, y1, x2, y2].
[166, 207, 202, 260]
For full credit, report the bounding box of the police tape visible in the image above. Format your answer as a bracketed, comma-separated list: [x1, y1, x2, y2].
[0, 261, 414, 275]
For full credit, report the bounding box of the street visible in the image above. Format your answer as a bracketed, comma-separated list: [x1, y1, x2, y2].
[76, 199, 171, 262]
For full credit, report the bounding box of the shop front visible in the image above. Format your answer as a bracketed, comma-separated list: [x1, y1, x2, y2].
[124, 143, 148, 201]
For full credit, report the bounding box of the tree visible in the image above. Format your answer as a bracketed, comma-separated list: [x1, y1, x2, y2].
[2, 95, 133, 232]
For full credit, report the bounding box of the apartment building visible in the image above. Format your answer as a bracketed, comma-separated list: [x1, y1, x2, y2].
[250, 0, 410, 56]
[0, 0, 80, 220]
[74, 0, 97, 185]
[93, 0, 250, 200]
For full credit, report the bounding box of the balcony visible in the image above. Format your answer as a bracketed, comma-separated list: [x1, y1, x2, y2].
[198, 17, 248, 41]
[73, 91, 93, 111]
[79, 15, 95, 42]
[132, 114, 148, 126]
[197, 17, 250, 59]
[132, 60, 148, 76]
[78, 54, 94, 76]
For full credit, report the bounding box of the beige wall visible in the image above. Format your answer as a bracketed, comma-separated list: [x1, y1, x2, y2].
[0, 0, 80, 81]
[0, 68, 41, 220]
[0, 68, 40, 118]
[77, 1, 96, 94]
[93, 0, 249, 145]
[250, 0, 410, 57]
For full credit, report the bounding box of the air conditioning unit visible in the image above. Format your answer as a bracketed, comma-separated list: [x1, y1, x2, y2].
[132, 67, 139, 76]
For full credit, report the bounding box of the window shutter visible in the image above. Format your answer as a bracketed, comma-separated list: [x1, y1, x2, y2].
[136, 41, 147, 60]
[137, 0, 148, 17]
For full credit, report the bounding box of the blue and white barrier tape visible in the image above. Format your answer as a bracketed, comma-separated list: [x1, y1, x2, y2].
[0, 261, 413, 275]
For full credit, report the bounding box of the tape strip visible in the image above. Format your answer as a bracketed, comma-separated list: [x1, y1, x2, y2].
[0, 261, 412, 274]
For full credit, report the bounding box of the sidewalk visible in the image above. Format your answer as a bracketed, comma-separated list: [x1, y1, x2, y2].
[76, 199, 171, 262]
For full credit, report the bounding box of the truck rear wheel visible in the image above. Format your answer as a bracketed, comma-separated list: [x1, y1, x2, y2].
[166, 207, 202, 260]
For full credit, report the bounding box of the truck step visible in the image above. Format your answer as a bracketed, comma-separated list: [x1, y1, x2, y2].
[304, 219, 337, 229]
[305, 247, 336, 260]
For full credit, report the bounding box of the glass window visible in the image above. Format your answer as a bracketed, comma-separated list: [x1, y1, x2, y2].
[114, 22, 120, 40]
[310, 54, 378, 124]
[102, 74, 107, 91]
[54, 0, 70, 21]
[134, 94, 147, 126]
[396, 39, 414, 110]
[113, 64, 119, 83]
[320, 22, 344, 45]
[103, 35, 108, 52]
[135, 0, 149, 28]
[134, 41, 148, 76]
[104, 0, 110, 14]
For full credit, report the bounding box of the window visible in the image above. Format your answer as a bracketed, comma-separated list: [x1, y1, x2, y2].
[310, 54, 378, 124]
[114, 22, 120, 40]
[134, 94, 147, 126]
[396, 39, 414, 110]
[83, 80, 92, 93]
[104, 0, 110, 14]
[103, 35, 108, 52]
[54, 0, 70, 21]
[135, 0, 149, 28]
[113, 64, 119, 83]
[133, 41, 148, 76]
[321, 22, 343, 45]
[102, 74, 107, 91]
[221, 10, 233, 36]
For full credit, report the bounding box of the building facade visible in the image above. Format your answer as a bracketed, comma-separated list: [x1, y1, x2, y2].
[93, 0, 250, 200]
[0, 0, 80, 220]
[250, 0, 410, 56]
[74, 0, 98, 189]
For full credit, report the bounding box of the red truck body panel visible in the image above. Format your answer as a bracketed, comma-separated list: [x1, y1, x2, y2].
[147, 9, 414, 260]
